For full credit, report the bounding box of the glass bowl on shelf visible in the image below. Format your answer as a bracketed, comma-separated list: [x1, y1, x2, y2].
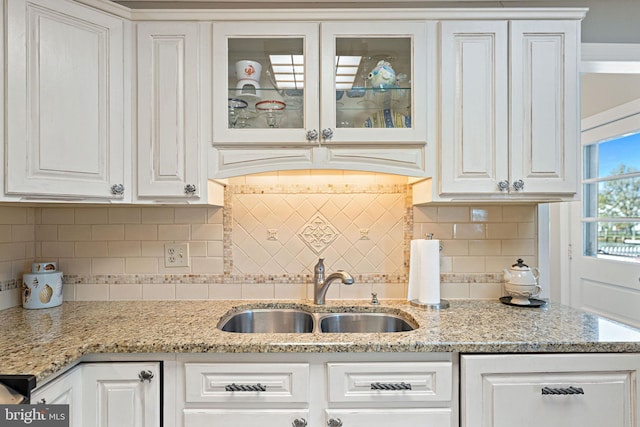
[255, 100, 286, 128]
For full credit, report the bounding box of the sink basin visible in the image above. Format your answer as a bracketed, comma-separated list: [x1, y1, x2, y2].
[218, 308, 417, 334]
[218, 309, 314, 333]
[319, 313, 416, 333]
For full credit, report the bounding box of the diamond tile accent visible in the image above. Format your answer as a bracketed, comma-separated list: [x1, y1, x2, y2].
[298, 214, 339, 255]
[230, 186, 407, 277]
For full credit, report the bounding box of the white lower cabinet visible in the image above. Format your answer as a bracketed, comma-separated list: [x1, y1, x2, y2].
[82, 362, 161, 427]
[462, 354, 640, 427]
[184, 409, 310, 427]
[30, 363, 83, 427]
[29, 362, 160, 427]
[325, 409, 451, 427]
[177, 354, 455, 427]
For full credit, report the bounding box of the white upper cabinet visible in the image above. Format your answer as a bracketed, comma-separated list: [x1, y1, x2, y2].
[509, 20, 579, 195]
[424, 17, 582, 203]
[6, 0, 128, 201]
[440, 21, 509, 195]
[212, 22, 320, 146]
[136, 21, 222, 204]
[210, 20, 431, 177]
[213, 21, 428, 146]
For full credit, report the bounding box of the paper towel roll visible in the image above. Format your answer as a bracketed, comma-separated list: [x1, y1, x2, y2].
[407, 239, 440, 304]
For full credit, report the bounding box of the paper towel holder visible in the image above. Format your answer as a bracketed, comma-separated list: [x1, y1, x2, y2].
[410, 233, 449, 309]
[425, 233, 444, 252]
[410, 299, 450, 309]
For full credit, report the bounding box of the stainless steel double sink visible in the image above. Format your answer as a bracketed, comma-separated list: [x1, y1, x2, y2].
[218, 308, 417, 334]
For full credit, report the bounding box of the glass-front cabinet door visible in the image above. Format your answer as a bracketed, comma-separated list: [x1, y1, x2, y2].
[213, 22, 320, 145]
[212, 21, 430, 146]
[320, 22, 429, 145]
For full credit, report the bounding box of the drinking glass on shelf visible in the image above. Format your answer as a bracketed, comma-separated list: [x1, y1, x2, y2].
[228, 98, 248, 129]
[255, 100, 286, 128]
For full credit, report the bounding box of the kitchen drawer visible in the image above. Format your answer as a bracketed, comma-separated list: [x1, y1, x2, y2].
[184, 409, 309, 427]
[462, 354, 640, 427]
[326, 408, 452, 427]
[184, 363, 309, 403]
[327, 362, 452, 403]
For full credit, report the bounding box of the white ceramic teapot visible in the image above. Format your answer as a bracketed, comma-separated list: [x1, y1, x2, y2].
[503, 258, 540, 286]
[503, 258, 542, 305]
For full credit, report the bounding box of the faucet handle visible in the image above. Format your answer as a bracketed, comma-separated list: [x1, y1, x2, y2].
[371, 292, 380, 305]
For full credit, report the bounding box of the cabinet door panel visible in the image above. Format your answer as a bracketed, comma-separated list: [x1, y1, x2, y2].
[212, 22, 319, 145]
[83, 362, 160, 427]
[30, 366, 82, 427]
[487, 372, 629, 427]
[510, 20, 579, 194]
[6, 0, 125, 199]
[326, 409, 451, 427]
[462, 354, 639, 427]
[440, 21, 508, 194]
[137, 22, 200, 199]
[184, 409, 309, 427]
[320, 21, 431, 145]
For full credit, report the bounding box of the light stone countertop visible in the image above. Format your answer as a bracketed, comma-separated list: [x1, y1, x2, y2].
[2, 299, 640, 382]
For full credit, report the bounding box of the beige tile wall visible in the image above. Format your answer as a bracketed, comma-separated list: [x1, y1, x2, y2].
[0, 206, 36, 309]
[37, 206, 224, 275]
[414, 204, 538, 299]
[0, 172, 539, 306]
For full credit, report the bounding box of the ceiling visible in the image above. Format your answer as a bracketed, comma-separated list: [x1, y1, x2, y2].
[112, 0, 587, 9]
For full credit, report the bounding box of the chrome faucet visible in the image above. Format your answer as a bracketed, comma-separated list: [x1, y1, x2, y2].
[313, 258, 354, 305]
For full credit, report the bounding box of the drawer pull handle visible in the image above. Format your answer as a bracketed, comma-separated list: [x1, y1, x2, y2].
[541, 386, 584, 395]
[370, 382, 412, 391]
[225, 383, 266, 392]
[327, 418, 342, 427]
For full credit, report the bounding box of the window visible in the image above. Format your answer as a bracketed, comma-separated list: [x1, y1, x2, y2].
[582, 128, 640, 262]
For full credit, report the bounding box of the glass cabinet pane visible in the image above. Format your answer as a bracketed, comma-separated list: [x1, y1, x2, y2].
[227, 38, 305, 130]
[334, 37, 412, 129]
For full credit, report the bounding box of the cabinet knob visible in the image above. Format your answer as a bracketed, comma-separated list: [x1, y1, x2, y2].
[138, 370, 154, 383]
[327, 418, 343, 427]
[306, 129, 319, 143]
[321, 128, 334, 141]
[110, 184, 125, 195]
[497, 180, 509, 192]
[184, 184, 197, 195]
[292, 418, 307, 427]
[513, 179, 525, 191]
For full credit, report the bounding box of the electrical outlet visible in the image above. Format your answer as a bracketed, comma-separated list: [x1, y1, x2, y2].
[164, 243, 189, 267]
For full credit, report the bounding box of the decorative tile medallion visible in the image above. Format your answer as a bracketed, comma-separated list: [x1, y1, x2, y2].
[298, 213, 339, 254]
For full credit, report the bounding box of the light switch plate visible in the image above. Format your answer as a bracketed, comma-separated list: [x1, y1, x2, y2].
[164, 243, 189, 267]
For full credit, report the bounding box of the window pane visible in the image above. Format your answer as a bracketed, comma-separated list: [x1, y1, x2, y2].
[585, 176, 640, 219]
[597, 133, 640, 178]
[585, 221, 640, 260]
[582, 129, 640, 263]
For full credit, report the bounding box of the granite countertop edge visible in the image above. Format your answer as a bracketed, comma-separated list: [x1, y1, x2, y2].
[3, 299, 640, 383]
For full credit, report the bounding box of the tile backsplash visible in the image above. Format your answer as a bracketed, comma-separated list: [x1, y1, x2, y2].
[0, 172, 538, 307]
